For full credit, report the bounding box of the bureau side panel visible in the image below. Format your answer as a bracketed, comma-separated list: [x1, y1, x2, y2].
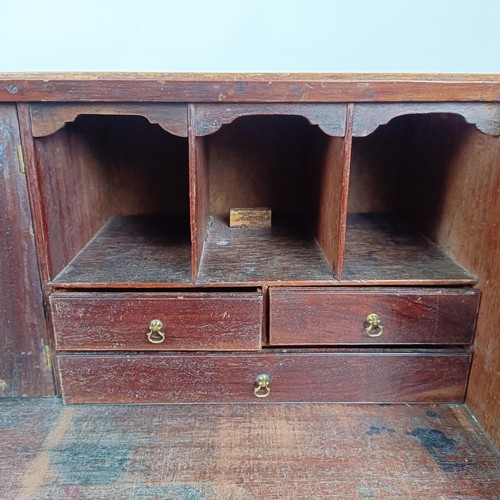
[0, 104, 54, 396]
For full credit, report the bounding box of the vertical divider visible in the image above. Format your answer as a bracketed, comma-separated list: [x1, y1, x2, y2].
[335, 103, 354, 279]
[313, 103, 353, 279]
[188, 104, 209, 283]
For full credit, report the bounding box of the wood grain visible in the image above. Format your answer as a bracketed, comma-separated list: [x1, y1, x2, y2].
[51, 291, 263, 351]
[193, 103, 346, 136]
[0, 104, 54, 396]
[189, 105, 209, 282]
[347, 110, 500, 445]
[205, 115, 316, 216]
[0, 73, 499, 102]
[79, 211, 482, 288]
[269, 287, 480, 346]
[32, 116, 113, 279]
[410, 124, 500, 448]
[342, 213, 477, 285]
[33, 114, 190, 280]
[30, 103, 188, 137]
[2, 399, 500, 499]
[52, 216, 192, 287]
[197, 215, 336, 286]
[353, 102, 500, 137]
[310, 104, 353, 277]
[229, 207, 272, 228]
[57, 349, 471, 404]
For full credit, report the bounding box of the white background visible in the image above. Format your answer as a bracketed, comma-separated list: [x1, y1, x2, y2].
[1, 0, 499, 73]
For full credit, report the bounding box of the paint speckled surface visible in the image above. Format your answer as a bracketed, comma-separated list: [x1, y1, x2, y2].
[0, 399, 499, 499]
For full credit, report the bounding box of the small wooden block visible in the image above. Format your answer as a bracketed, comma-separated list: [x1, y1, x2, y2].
[229, 208, 272, 228]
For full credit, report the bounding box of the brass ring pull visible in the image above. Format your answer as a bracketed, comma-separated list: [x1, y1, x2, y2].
[254, 374, 271, 398]
[365, 313, 383, 337]
[147, 319, 165, 344]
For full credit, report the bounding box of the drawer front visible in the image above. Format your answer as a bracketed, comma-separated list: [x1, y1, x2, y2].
[51, 292, 263, 351]
[58, 350, 471, 404]
[269, 287, 480, 346]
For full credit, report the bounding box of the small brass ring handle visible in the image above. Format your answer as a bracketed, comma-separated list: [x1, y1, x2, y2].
[147, 319, 165, 344]
[365, 313, 383, 337]
[254, 374, 271, 398]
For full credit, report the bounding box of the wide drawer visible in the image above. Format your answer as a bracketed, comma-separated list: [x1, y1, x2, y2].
[269, 287, 480, 345]
[57, 349, 471, 404]
[51, 291, 263, 351]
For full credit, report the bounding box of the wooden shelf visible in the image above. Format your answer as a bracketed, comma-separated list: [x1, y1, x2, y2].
[342, 213, 477, 285]
[52, 213, 476, 288]
[52, 215, 192, 288]
[196, 215, 336, 285]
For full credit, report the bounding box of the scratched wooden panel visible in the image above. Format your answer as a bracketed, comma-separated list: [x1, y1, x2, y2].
[57, 350, 470, 404]
[51, 291, 263, 351]
[51, 216, 192, 287]
[348, 112, 500, 446]
[0, 104, 54, 397]
[1, 73, 499, 102]
[1, 399, 499, 499]
[33, 114, 190, 281]
[197, 215, 336, 285]
[269, 287, 480, 346]
[342, 214, 477, 285]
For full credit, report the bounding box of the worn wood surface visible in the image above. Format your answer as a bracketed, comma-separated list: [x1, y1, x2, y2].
[51, 291, 263, 351]
[189, 105, 209, 282]
[311, 137, 348, 276]
[1, 400, 499, 499]
[57, 349, 470, 404]
[33, 114, 189, 280]
[406, 122, 500, 448]
[269, 287, 479, 346]
[352, 102, 500, 137]
[30, 103, 188, 138]
[354, 113, 500, 445]
[193, 103, 347, 136]
[0, 104, 54, 397]
[197, 215, 336, 285]
[32, 116, 113, 279]
[342, 214, 477, 285]
[310, 105, 353, 277]
[198, 114, 346, 283]
[348, 111, 500, 446]
[45, 212, 461, 287]
[17, 105, 52, 288]
[52, 216, 192, 287]
[205, 115, 316, 216]
[1, 73, 500, 103]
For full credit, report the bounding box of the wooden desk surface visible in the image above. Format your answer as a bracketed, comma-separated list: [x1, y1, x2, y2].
[1, 399, 499, 498]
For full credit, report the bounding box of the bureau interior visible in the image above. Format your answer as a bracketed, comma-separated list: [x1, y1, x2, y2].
[34, 114, 191, 286]
[344, 113, 481, 284]
[195, 115, 345, 284]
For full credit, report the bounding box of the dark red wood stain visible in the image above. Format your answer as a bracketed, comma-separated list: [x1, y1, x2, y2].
[269, 287, 480, 345]
[51, 291, 263, 351]
[58, 350, 470, 404]
[0, 104, 54, 396]
[0, 74, 498, 451]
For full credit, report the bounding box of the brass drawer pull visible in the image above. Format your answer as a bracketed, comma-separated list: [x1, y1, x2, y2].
[365, 313, 383, 337]
[147, 319, 165, 344]
[254, 374, 271, 398]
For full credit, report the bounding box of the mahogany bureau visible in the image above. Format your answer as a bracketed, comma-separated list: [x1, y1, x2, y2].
[1, 74, 499, 410]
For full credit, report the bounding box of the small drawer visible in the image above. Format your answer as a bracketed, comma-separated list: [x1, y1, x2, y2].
[269, 287, 480, 345]
[51, 291, 263, 351]
[57, 349, 471, 404]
